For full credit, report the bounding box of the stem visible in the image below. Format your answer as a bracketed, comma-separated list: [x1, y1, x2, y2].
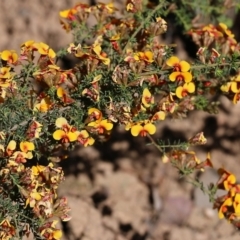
[147, 134, 163, 153]
[137, 61, 240, 78]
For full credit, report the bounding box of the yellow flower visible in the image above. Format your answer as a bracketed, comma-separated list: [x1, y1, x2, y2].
[88, 119, 113, 134]
[1, 50, 18, 64]
[20, 141, 35, 153]
[166, 56, 190, 72]
[169, 71, 193, 83]
[176, 82, 195, 99]
[233, 193, 240, 214]
[53, 129, 77, 143]
[6, 140, 16, 156]
[77, 130, 95, 147]
[131, 122, 156, 137]
[134, 51, 154, 63]
[88, 108, 102, 122]
[142, 88, 154, 108]
[34, 97, 52, 112]
[151, 111, 165, 121]
[218, 197, 232, 219]
[0, 67, 11, 79]
[217, 168, 236, 191]
[35, 42, 56, 58]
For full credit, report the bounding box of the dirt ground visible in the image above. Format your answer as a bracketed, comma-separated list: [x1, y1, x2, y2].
[1, 1, 240, 239]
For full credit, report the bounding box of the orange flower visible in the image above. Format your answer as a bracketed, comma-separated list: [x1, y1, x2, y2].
[169, 71, 193, 83]
[166, 56, 190, 72]
[142, 88, 154, 108]
[1, 50, 18, 64]
[131, 122, 156, 137]
[176, 82, 195, 99]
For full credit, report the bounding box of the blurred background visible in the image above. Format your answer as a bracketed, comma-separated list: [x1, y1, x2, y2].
[1, 0, 240, 239]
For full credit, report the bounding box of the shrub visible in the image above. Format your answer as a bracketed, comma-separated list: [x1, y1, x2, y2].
[0, 0, 240, 238]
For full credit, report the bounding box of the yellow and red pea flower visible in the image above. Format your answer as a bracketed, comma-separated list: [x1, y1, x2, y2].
[151, 111, 166, 121]
[0, 219, 16, 239]
[175, 82, 195, 99]
[218, 196, 233, 219]
[20, 141, 35, 153]
[142, 88, 154, 108]
[87, 108, 102, 123]
[35, 42, 56, 59]
[59, 8, 77, 20]
[1, 50, 18, 64]
[169, 71, 193, 83]
[53, 128, 78, 143]
[0, 67, 11, 79]
[34, 97, 53, 112]
[88, 119, 113, 134]
[217, 168, 236, 191]
[76, 130, 95, 147]
[6, 140, 16, 156]
[57, 87, 74, 105]
[166, 56, 191, 72]
[40, 220, 62, 240]
[134, 51, 154, 63]
[130, 122, 156, 137]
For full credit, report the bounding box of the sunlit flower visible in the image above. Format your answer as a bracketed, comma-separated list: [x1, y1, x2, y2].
[34, 97, 52, 112]
[20, 141, 35, 153]
[0, 219, 16, 239]
[134, 51, 154, 63]
[217, 168, 236, 191]
[88, 119, 113, 134]
[166, 56, 190, 72]
[35, 42, 56, 59]
[0, 67, 11, 79]
[57, 87, 74, 105]
[6, 140, 16, 156]
[59, 8, 77, 20]
[131, 122, 156, 137]
[88, 108, 102, 122]
[233, 193, 240, 214]
[176, 82, 195, 98]
[142, 88, 154, 108]
[169, 71, 193, 83]
[77, 130, 95, 147]
[218, 196, 232, 219]
[26, 120, 42, 140]
[1, 50, 18, 64]
[53, 129, 77, 143]
[151, 111, 165, 121]
[53, 117, 78, 143]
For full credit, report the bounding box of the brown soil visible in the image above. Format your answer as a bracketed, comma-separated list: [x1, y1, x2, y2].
[1, 1, 240, 239]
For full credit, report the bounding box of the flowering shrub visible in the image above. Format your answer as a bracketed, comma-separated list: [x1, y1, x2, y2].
[0, 0, 240, 238]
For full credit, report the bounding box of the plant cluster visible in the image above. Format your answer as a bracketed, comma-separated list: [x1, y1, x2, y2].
[0, 0, 240, 239]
